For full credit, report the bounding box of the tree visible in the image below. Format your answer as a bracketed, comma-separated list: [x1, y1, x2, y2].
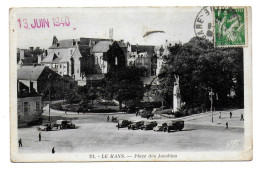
[158, 37, 244, 109]
[101, 67, 145, 110]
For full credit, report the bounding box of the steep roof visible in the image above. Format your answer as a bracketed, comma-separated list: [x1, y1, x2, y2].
[49, 39, 79, 49]
[92, 41, 113, 53]
[17, 66, 46, 81]
[71, 46, 83, 58]
[41, 53, 58, 63]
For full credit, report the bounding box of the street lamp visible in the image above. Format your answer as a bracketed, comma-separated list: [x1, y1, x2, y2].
[48, 73, 52, 122]
[209, 88, 214, 123]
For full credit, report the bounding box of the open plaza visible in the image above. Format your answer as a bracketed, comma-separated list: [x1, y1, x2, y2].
[18, 106, 244, 153]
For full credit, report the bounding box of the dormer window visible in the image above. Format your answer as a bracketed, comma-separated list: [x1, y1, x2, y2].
[57, 42, 60, 47]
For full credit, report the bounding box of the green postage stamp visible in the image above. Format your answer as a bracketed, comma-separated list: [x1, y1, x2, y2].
[214, 7, 247, 47]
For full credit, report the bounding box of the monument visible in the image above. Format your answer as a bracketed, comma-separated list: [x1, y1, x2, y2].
[173, 74, 181, 112]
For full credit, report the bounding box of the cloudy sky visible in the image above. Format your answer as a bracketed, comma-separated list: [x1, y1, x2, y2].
[14, 7, 202, 49]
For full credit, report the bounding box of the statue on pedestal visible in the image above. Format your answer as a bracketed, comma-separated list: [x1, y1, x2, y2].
[173, 74, 181, 112]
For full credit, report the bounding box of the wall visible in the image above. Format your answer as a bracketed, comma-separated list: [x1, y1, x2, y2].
[94, 53, 108, 74]
[17, 96, 42, 125]
[47, 48, 75, 58]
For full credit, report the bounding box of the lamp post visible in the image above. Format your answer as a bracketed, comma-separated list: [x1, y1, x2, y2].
[48, 73, 52, 122]
[209, 88, 214, 123]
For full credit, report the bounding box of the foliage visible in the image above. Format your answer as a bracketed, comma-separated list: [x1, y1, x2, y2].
[158, 37, 244, 109]
[101, 66, 145, 109]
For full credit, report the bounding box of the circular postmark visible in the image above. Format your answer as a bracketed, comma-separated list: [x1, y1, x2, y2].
[194, 6, 214, 42]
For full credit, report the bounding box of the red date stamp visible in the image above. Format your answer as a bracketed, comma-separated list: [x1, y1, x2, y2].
[17, 16, 70, 30]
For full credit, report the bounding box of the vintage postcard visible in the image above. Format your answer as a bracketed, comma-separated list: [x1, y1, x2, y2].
[9, 7, 252, 162]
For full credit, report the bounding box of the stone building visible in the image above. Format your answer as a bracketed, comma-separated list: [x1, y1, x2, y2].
[17, 65, 75, 99]
[17, 81, 42, 127]
[126, 44, 155, 76]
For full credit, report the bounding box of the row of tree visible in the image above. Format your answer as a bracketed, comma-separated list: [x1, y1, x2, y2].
[158, 37, 244, 110]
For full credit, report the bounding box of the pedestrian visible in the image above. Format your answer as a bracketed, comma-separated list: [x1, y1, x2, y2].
[107, 116, 110, 122]
[118, 122, 120, 130]
[240, 113, 244, 121]
[39, 132, 41, 141]
[230, 112, 232, 118]
[225, 122, 229, 129]
[65, 109, 67, 115]
[18, 138, 22, 147]
[52, 147, 55, 154]
[219, 112, 221, 119]
[77, 110, 79, 114]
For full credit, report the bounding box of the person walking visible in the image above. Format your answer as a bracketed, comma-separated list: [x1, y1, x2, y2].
[18, 138, 22, 147]
[219, 112, 221, 119]
[240, 113, 244, 121]
[107, 116, 110, 122]
[118, 122, 120, 130]
[225, 122, 229, 129]
[230, 112, 232, 118]
[52, 147, 55, 154]
[39, 132, 41, 141]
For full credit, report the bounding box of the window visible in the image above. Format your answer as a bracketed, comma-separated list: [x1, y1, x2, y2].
[24, 102, 29, 112]
[77, 70, 79, 73]
[36, 102, 40, 111]
[60, 65, 62, 68]
[63, 64, 66, 68]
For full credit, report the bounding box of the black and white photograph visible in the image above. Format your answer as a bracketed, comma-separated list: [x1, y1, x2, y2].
[9, 7, 252, 162]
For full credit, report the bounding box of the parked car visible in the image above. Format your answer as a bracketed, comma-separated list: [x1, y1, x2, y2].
[128, 121, 144, 130]
[37, 122, 53, 131]
[27, 118, 43, 126]
[54, 120, 76, 129]
[166, 120, 184, 132]
[116, 120, 132, 128]
[141, 121, 158, 130]
[153, 123, 168, 132]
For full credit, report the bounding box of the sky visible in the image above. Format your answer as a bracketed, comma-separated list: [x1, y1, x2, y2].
[14, 7, 202, 49]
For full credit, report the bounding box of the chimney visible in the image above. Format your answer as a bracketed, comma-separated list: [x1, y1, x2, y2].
[30, 47, 34, 52]
[45, 50, 48, 57]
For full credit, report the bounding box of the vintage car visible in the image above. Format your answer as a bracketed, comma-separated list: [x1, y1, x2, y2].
[37, 122, 53, 131]
[128, 121, 144, 130]
[116, 120, 132, 128]
[54, 120, 76, 129]
[141, 121, 158, 130]
[166, 120, 184, 132]
[153, 122, 168, 132]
